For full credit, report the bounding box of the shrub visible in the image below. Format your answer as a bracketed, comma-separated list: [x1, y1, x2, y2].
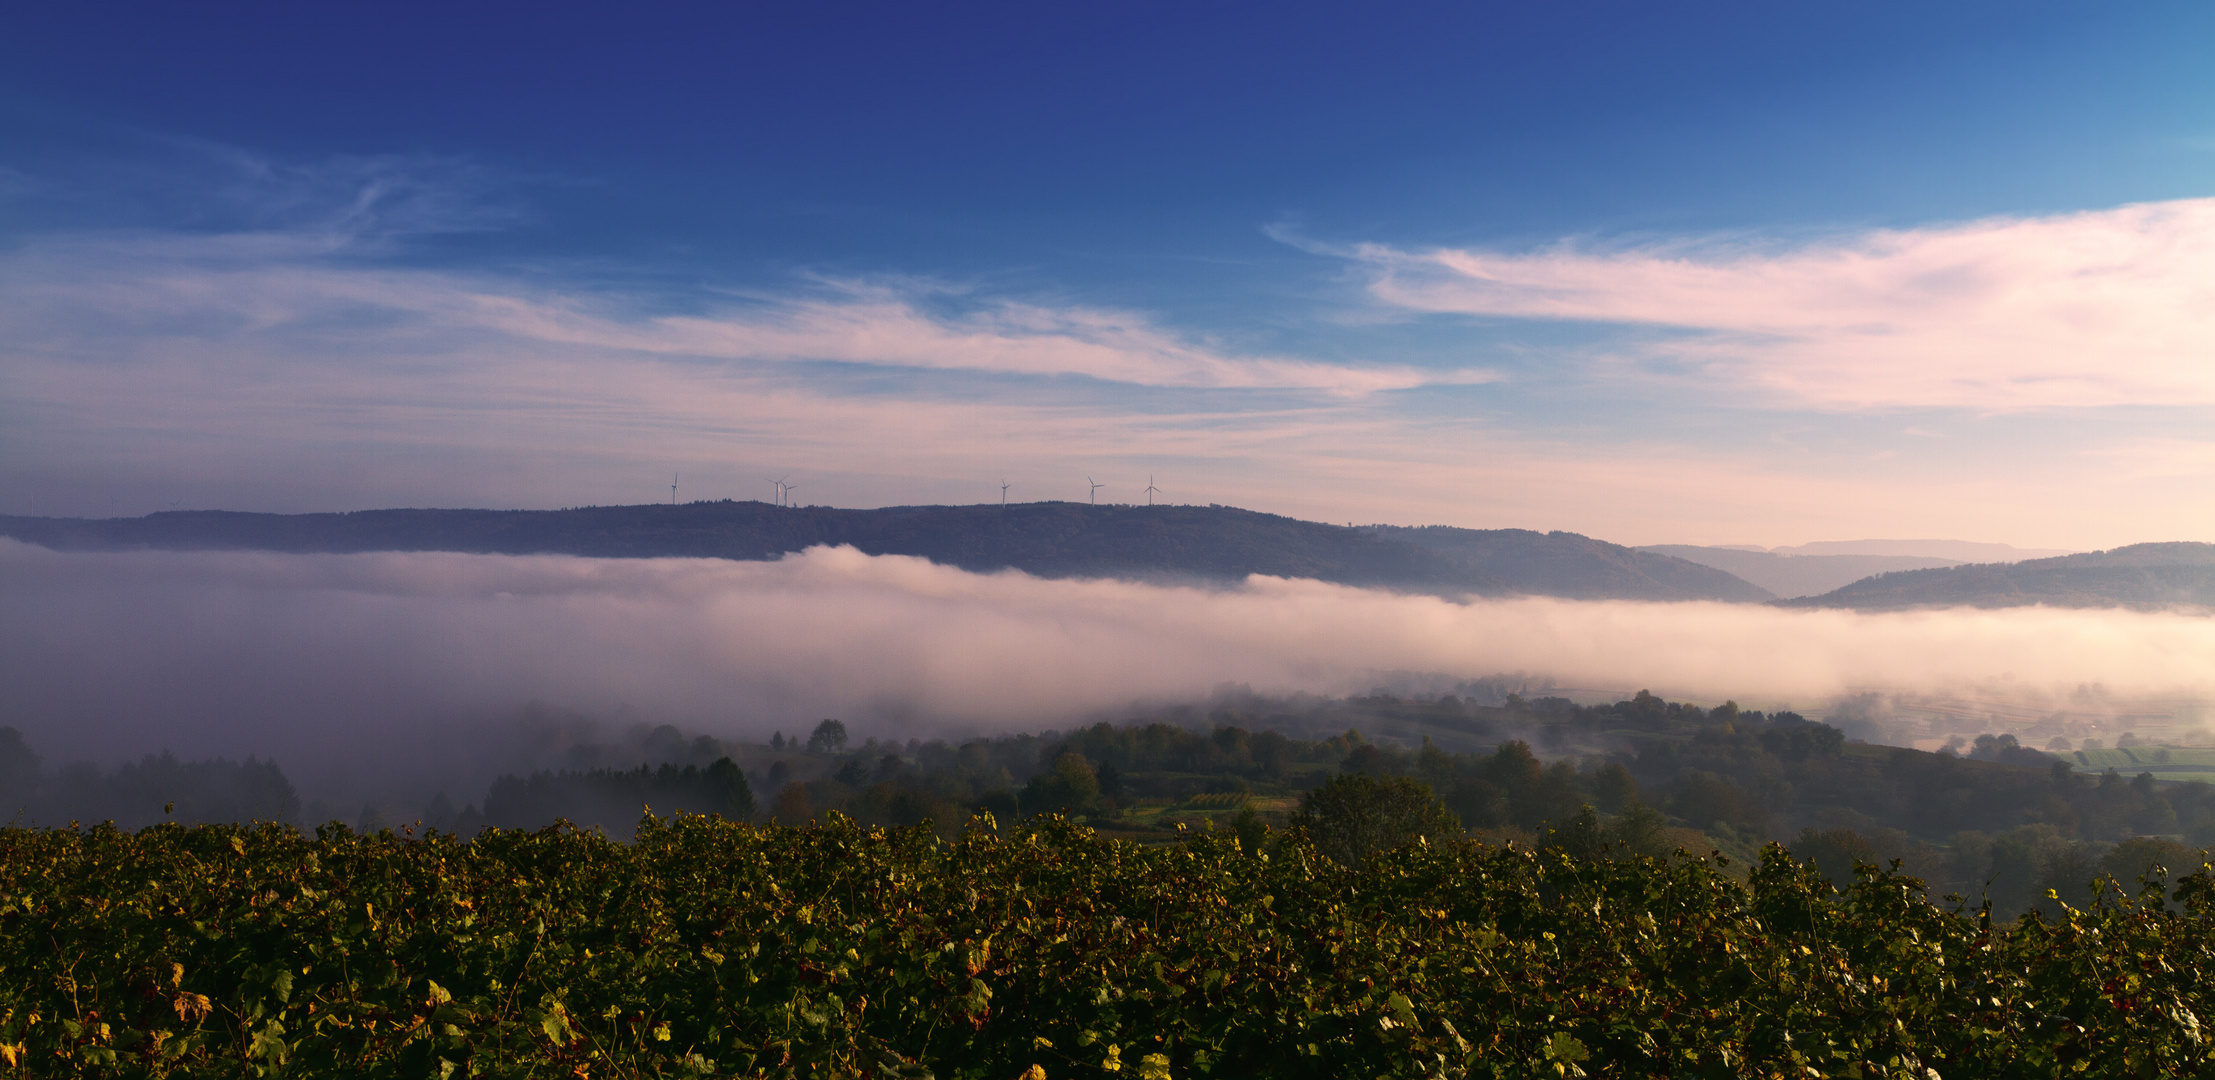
[1289, 773, 1460, 867]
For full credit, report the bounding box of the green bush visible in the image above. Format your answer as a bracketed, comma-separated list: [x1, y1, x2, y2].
[1288, 773, 1460, 869]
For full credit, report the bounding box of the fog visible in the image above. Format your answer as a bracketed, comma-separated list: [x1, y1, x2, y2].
[4, 540, 2212, 806]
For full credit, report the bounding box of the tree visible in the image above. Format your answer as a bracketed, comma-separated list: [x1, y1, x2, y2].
[706, 757, 756, 819]
[1608, 800, 1673, 857]
[1761, 720, 1846, 762]
[1019, 753, 1101, 815]
[1593, 762, 1639, 814]
[1095, 761, 1125, 803]
[1669, 771, 1765, 834]
[772, 784, 812, 824]
[1231, 807, 1269, 856]
[1790, 827, 1880, 889]
[1555, 802, 1674, 862]
[1290, 774, 1460, 868]
[806, 719, 849, 754]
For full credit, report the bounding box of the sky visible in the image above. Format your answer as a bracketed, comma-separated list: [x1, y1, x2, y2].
[3, 1, 2212, 549]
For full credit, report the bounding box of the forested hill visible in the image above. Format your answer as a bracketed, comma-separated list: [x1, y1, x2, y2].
[1780, 542, 2215, 611]
[0, 501, 1772, 601]
[1378, 526, 1773, 602]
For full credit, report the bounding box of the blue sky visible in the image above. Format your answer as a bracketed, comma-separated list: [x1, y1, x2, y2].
[3, 1, 2211, 547]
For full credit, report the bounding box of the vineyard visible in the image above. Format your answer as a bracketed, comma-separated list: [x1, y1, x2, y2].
[4, 814, 2213, 1079]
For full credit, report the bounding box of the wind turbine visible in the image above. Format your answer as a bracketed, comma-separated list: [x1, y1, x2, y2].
[671, 473, 679, 505]
[769, 476, 789, 506]
[1087, 477, 1105, 504]
[783, 482, 799, 507]
[1000, 479, 1010, 507]
[1144, 475, 1161, 506]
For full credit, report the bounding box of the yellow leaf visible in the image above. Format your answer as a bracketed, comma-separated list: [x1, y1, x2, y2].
[174, 992, 213, 1024]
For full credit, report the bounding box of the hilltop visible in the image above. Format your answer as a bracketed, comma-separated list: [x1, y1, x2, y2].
[1780, 542, 2215, 611]
[0, 501, 1772, 602]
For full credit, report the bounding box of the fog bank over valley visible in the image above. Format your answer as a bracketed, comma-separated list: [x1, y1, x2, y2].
[3, 539, 2210, 809]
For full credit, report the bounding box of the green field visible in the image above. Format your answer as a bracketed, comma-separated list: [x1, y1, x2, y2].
[2071, 745, 2215, 780]
[1106, 792, 1299, 835]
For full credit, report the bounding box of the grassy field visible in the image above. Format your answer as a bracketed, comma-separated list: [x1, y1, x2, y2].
[2071, 745, 2215, 780]
[1109, 792, 1299, 834]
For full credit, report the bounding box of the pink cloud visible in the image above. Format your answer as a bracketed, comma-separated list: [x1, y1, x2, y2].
[1356, 198, 2215, 410]
[5, 224, 2211, 548]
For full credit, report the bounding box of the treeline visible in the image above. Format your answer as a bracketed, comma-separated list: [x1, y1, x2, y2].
[1484, 692, 2215, 914]
[0, 728, 298, 829]
[712, 692, 2215, 916]
[12, 684, 2215, 918]
[455, 717, 1355, 840]
[438, 760, 757, 837]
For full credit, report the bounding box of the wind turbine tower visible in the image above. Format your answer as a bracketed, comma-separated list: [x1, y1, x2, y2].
[671, 473, 679, 505]
[1000, 479, 1010, 507]
[1144, 475, 1161, 506]
[1088, 476, 1105, 504]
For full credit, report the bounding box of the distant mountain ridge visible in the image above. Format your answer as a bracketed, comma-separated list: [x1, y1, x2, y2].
[1770, 539, 2076, 561]
[1779, 543, 2215, 611]
[1638, 545, 1963, 599]
[0, 501, 1772, 603]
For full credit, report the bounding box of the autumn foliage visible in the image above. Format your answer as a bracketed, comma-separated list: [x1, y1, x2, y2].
[3, 814, 2213, 1078]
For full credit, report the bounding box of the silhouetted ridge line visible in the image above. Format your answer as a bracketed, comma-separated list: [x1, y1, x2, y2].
[1779, 542, 2215, 611]
[0, 502, 1772, 602]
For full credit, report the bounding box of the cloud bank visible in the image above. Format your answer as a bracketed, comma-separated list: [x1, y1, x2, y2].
[1351, 198, 2215, 411]
[5, 542, 2211, 804]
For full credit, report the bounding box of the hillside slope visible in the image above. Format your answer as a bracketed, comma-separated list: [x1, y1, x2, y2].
[1384, 526, 1774, 602]
[0, 502, 1771, 602]
[1639, 544, 1961, 598]
[1779, 542, 2215, 611]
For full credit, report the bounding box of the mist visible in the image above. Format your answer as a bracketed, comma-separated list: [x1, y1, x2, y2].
[4, 539, 2212, 806]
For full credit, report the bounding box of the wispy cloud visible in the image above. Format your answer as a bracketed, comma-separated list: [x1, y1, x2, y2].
[5, 221, 2210, 548]
[1, 138, 527, 241]
[459, 282, 1478, 393]
[0, 228, 1475, 394]
[1344, 199, 2215, 410]
[3, 149, 2211, 547]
